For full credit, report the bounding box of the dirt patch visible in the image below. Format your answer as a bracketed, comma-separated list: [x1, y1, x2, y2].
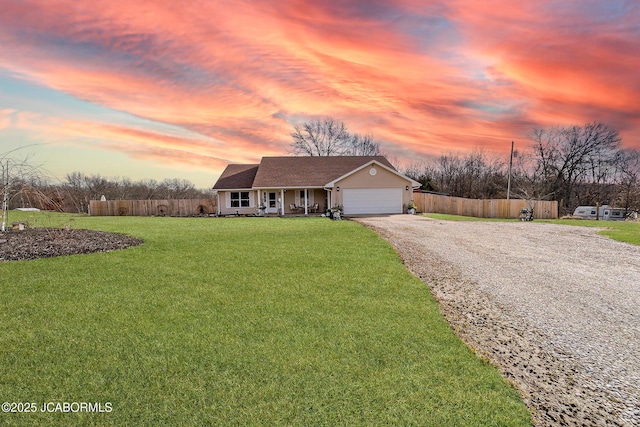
[0, 228, 143, 261]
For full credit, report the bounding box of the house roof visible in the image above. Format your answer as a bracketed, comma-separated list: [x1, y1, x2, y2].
[212, 164, 259, 190]
[252, 156, 395, 188]
[212, 156, 409, 190]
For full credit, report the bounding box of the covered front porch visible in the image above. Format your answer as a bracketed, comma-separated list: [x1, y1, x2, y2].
[256, 187, 330, 216]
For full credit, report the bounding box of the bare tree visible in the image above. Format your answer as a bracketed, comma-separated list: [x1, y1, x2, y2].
[403, 160, 438, 192]
[63, 172, 109, 213]
[403, 151, 506, 198]
[614, 148, 640, 214]
[63, 172, 89, 213]
[161, 178, 198, 199]
[348, 133, 381, 156]
[510, 149, 556, 203]
[529, 122, 622, 213]
[1, 159, 9, 231]
[291, 117, 382, 156]
[113, 177, 133, 200]
[1, 149, 58, 231]
[134, 179, 162, 199]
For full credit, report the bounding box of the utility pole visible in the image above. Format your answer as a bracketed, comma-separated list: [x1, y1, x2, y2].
[507, 141, 514, 200]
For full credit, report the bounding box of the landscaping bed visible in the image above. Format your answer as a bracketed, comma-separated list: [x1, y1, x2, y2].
[0, 228, 143, 261]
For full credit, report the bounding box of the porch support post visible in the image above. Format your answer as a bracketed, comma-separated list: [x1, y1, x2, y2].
[304, 188, 308, 215]
[280, 189, 285, 215]
[257, 190, 261, 213]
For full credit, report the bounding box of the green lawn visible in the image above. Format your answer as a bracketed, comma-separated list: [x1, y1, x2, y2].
[424, 213, 640, 246]
[1, 213, 531, 426]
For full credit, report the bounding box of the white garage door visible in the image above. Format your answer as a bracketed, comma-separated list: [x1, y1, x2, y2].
[343, 188, 403, 215]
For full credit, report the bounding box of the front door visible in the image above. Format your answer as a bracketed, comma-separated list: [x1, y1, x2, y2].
[266, 191, 278, 214]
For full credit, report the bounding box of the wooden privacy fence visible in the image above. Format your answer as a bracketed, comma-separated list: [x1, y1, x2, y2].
[413, 193, 558, 219]
[89, 198, 217, 217]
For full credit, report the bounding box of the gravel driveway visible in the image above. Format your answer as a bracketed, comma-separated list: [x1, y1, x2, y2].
[355, 215, 640, 426]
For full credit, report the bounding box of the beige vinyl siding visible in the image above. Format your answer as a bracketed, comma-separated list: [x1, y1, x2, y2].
[217, 190, 257, 215]
[332, 165, 414, 213]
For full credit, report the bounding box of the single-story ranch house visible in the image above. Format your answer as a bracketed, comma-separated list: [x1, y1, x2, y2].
[212, 156, 421, 216]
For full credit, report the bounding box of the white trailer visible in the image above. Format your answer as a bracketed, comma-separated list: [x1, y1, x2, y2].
[572, 205, 626, 221]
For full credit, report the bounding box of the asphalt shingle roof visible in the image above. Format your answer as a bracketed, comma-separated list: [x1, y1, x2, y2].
[212, 164, 259, 190]
[213, 156, 395, 189]
[252, 156, 394, 188]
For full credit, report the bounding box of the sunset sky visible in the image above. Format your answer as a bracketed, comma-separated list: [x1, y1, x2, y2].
[1, 0, 639, 189]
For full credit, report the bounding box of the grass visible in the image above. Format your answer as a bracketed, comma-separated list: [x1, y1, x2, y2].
[1, 212, 531, 426]
[424, 212, 640, 246]
[541, 218, 640, 245]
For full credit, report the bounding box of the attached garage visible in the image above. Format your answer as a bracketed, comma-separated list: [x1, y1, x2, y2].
[342, 188, 403, 215]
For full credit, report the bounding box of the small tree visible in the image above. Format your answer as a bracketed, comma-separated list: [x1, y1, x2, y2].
[1, 148, 56, 231]
[1, 159, 8, 231]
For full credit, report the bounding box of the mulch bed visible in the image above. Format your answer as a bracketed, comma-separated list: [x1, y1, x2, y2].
[0, 228, 143, 261]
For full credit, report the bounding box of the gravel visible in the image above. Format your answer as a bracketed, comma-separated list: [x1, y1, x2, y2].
[355, 215, 640, 427]
[0, 228, 143, 261]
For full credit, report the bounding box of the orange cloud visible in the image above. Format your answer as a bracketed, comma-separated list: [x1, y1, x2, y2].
[448, 0, 640, 139]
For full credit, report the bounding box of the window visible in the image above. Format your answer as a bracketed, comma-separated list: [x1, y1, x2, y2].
[296, 190, 313, 207]
[230, 192, 250, 208]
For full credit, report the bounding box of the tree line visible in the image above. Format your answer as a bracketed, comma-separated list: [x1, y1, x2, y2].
[403, 122, 640, 215]
[3, 168, 212, 214]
